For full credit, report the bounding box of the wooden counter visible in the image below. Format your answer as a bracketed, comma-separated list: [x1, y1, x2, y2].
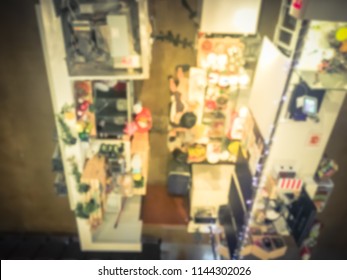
[81, 156, 107, 187]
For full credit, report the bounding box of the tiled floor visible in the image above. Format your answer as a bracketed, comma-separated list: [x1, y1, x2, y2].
[138, 0, 198, 187]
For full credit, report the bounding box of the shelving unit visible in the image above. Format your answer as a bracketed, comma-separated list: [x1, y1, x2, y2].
[232, 6, 347, 260]
[273, 0, 302, 56]
[181, 2, 346, 260]
[61, 0, 151, 80]
[93, 82, 133, 139]
[37, 0, 152, 252]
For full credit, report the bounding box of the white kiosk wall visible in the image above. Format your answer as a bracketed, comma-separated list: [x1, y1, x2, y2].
[249, 37, 290, 141]
[263, 89, 345, 178]
[200, 0, 262, 34]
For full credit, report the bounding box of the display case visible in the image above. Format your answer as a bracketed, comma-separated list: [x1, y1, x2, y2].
[92, 81, 133, 139]
[41, 0, 152, 80]
[312, 179, 334, 212]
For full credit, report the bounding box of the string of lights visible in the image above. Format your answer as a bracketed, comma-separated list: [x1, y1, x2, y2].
[233, 20, 310, 260]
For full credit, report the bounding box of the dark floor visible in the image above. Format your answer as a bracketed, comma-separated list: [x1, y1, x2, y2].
[142, 184, 189, 225]
[139, 0, 197, 226]
[0, 232, 161, 260]
[0, 0, 347, 260]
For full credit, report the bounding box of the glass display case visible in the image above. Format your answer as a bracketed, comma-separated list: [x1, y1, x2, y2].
[93, 81, 133, 139]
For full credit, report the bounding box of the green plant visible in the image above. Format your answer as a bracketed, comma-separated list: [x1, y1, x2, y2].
[88, 104, 95, 112]
[85, 199, 99, 213]
[134, 176, 144, 188]
[68, 157, 81, 184]
[75, 199, 100, 219]
[57, 104, 77, 145]
[78, 183, 90, 193]
[57, 115, 77, 145]
[75, 202, 89, 219]
[61, 104, 74, 114]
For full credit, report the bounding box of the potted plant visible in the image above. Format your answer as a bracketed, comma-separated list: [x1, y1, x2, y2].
[75, 199, 100, 220]
[78, 183, 90, 193]
[78, 183, 91, 202]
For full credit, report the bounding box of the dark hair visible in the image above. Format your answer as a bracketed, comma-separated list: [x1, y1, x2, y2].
[172, 148, 188, 163]
[179, 112, 197, 128]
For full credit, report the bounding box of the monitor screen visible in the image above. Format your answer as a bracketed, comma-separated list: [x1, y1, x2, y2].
[288, 82, 325, 120]
[303, 96, 318, 116]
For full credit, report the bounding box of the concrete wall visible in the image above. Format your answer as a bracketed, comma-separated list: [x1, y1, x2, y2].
[0, 0, 77, 233]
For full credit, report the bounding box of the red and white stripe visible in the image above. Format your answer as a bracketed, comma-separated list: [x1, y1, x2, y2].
[278, 178, 303, 191]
